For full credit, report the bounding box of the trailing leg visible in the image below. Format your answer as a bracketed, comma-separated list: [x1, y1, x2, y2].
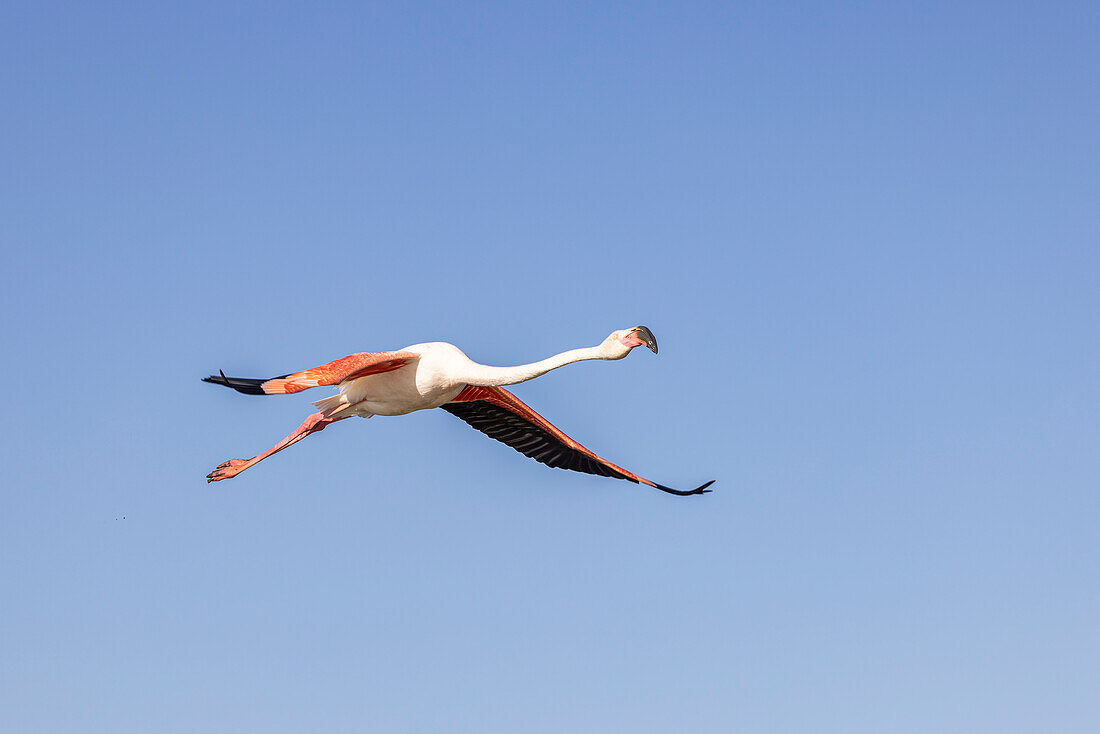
[207, 407, 350, 482]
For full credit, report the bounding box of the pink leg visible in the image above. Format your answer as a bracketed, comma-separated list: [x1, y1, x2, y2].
[207, 408, 350, 482]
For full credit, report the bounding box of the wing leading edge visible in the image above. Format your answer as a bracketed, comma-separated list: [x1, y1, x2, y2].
[203, 351, 419, 395]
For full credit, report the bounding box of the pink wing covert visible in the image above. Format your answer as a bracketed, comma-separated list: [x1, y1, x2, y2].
[261, 351, 419, 394]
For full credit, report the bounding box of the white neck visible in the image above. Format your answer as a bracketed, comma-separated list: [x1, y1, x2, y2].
[461, 346, 606, 387]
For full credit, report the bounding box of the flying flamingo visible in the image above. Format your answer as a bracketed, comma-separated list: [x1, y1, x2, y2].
[202, 326, 714, 496]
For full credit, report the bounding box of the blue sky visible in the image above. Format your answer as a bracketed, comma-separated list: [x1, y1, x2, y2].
[1, 1, 1098, 731]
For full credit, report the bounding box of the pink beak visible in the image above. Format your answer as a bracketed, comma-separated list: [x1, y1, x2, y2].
[627, 326, 658, 354]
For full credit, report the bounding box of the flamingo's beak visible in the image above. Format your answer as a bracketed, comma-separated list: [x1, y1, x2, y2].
[631, 326, 658, 354]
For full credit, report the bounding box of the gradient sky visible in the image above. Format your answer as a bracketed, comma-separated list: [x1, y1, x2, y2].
[2, 2, 1098, 732]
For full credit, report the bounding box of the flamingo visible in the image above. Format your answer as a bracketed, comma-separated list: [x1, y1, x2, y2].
[202, 326, 714, 496]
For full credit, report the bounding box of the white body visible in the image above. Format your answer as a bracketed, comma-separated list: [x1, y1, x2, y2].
[332, 342, 468, 417]
[316, 340, 615, 417]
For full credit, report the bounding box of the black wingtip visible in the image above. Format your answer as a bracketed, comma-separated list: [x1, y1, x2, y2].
[201, 373, 225, 386]
[201, 371, 270, 395]
[651, 479, 715, 496]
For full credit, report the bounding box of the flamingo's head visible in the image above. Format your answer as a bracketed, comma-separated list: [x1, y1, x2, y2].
[602, 326, 659, 360]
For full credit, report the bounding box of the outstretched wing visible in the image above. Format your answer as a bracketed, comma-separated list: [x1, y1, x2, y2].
[203, 351, 419, 395]
[441, 385, 713, 496]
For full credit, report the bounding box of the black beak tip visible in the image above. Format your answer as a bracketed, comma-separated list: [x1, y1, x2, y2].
[635, 325, 658, 354]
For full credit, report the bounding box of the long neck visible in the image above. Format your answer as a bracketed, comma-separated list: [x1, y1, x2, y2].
[462, 346, 605, 387]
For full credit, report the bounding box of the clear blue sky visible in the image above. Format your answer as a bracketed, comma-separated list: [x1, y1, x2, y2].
[2, 2, 1097, 731]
